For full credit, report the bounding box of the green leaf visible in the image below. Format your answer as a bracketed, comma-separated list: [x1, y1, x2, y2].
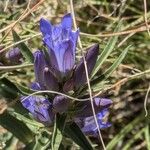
[100, 45, 130, 80]
[51, 121, 63, 150]
[64, 122, 93, 150]
[91, 45, 130, 86]
[24, 131, 51, 150]
[144, 125, 150, 150]
[91, 22, 121, 77]
[0, 78, 18, 99]
[51, 114, 66, 150]
[0, 77, 34, 99]
[0, 111, 34, 144]
[14, 82, 35, 96]
[11, 111, 44, 128]
[12, 30, 34, 63]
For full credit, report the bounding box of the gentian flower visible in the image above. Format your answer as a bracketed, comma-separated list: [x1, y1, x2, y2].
[75, 108, 111, 136]
[20, 14, 112, 137]
[21, 96, 54, 126]
[74, 98, 112, 136]
[40, 13, 79, 75]
[74, 98, 112, 118]
[63, 43, 100, 91]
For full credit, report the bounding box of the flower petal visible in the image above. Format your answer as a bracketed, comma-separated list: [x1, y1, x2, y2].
[52, 24, 62, 42]
[94, 98, 112, 107]
[69, 29, 79, 59]
[75, 108, 111, 136]
[63, 40, 74, 72]
[21, 96, 54, 125]
[43, 67, 59, 91]
[53, 96, 69, 114]
[30, 82, 41, 90]
[53, 40, 73, 73]
[74, 44, 99, 89]
[34, 50, 46, 87]
[40, 18, 52, 36]
[61, 13, 72, 29]
[74, 97, 112, 118]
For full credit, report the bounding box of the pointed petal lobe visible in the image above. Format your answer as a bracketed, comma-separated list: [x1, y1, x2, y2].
[40, 18, 52, 36]
[74, 44, 99, 89]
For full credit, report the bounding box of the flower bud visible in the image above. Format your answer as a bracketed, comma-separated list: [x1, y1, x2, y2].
[74, 44, 99, 89]
[5, 47, 23, 64]
[53, 96, 69, 114]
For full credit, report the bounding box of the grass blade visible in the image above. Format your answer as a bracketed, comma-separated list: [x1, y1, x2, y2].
[144, 125, 150, 150]
[106, 114, 144, 150]
[122, 128, 145, 150]
[92, 22, 122, 77]
[101, 45, 130, 80]
[51, 115, 63, 150]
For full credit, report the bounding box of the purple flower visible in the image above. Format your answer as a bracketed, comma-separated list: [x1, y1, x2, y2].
[5, 47, 23, 64]
[40, 13, 79, 75]
[73, 44, 99, 89]
[75, 108, 111, 136]
[33, 50, 58, 91]
[74, 98, 112, 136]
[21, 96, 54, 126]
[20, 14, 113, 133]
[53, 96, 69, 114]
[30, 82, 41, 91]
[75, 98, 112, 118]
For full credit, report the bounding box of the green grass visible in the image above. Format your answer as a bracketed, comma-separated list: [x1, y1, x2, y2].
[0, 0, 150, 149]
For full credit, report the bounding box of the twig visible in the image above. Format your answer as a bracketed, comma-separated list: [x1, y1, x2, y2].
[70, 0, 106, 149]
[143, 0, 150, 36]
[144, 83, 150, 117]
[80, 23, 150, 37]
[0, 64, 33, 71]
[4, 0, 9, 12]
[94, 69, 150, 98]
[0, 33, 41, 54]
[0, 0, 45, 34]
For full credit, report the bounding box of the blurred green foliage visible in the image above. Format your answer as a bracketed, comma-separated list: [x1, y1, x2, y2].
[0, 0, 150, 149]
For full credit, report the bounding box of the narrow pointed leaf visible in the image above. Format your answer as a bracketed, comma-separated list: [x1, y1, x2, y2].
[51, 118, 63, 150]
[144, 125, 150, 150]
[12, 30, 34, 63]
[100, 45, 130, 80]
[0, 78, 18, 99]
[64, 122, 93, 150]
[51, 114, 66, 150]
[92, 22, 122, 77]
[91, 45, 130, 86]
[0, 111, 34, 144]
[122, 128, 145, 150]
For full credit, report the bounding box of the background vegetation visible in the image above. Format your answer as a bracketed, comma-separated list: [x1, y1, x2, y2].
[0, 0, 150, 149]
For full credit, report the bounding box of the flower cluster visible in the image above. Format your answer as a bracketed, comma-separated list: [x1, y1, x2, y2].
[21, 14, 112, 136]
